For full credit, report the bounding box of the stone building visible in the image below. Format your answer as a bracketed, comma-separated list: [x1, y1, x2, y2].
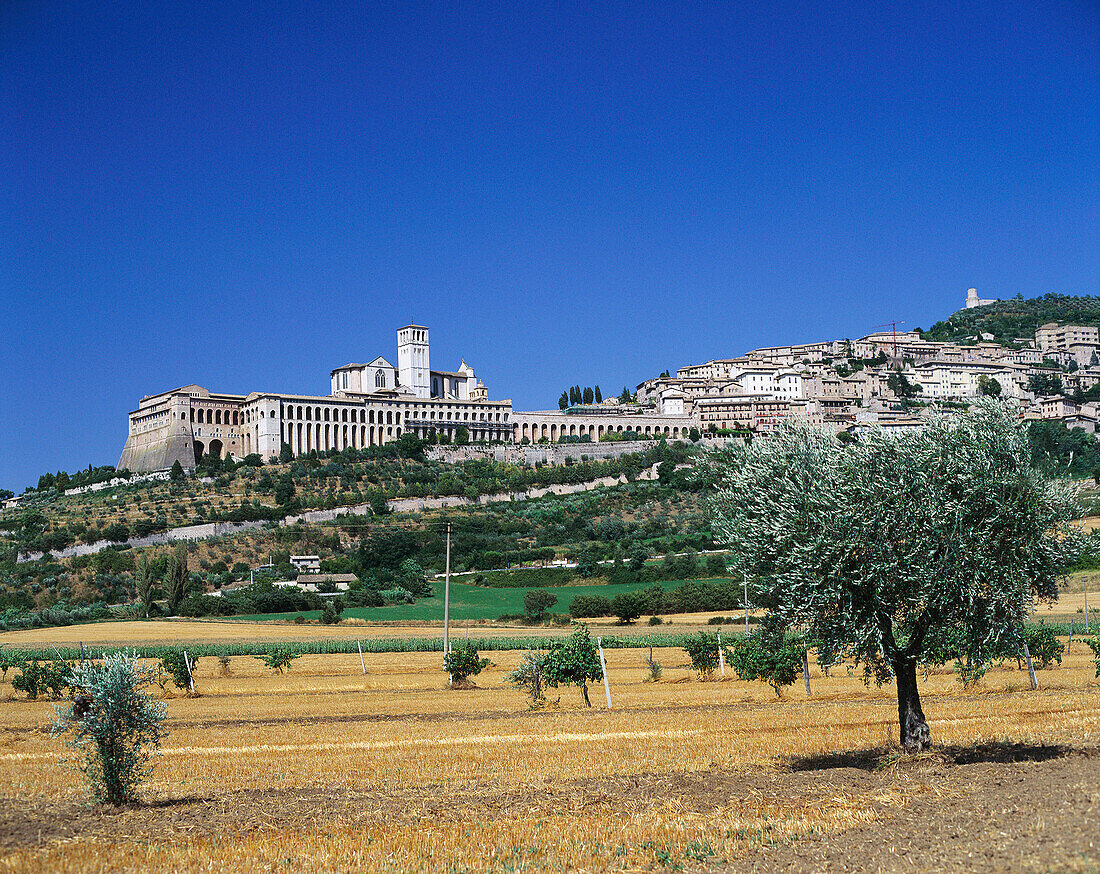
[118, 325, 514, 472]
[118, 323, 704, 473]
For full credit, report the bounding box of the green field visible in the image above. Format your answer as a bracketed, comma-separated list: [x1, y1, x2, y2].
[231, 578, 684, 622]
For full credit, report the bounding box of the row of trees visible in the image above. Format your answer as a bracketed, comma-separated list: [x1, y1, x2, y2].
[557, 385, 604, 409]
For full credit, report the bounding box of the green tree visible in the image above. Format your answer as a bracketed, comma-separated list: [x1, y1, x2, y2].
[582, 386, 594, 405]
[165, 544, 189, 616]
[1028, 372, 1064, 396]
[51, 651, 167, 804]
[443, 643, 490, 686]
[707, 401, 1077, 752]
[727, 626, 804, 697]
[977, 375, 1002, 397]
[542, 624, 604, 707]
[886, 370, 922, 400]
[610, 589, 647, 624]
[558, 391, 569, 410]
[594, 385, 602, 403]
[523, 589, 558, 621]
[682, 631, 723, 678]
[454, 425, 470, 446]
[169, 459, 185, 481]
[274, 473, 296, 506]
[134, 556, 156, 619]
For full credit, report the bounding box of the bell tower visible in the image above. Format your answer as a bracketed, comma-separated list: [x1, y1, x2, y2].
[397, 324, 430, 398]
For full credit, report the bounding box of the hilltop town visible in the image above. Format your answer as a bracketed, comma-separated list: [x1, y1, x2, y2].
[636, 289, 1100, 436]
[111, 289, 1100, 479]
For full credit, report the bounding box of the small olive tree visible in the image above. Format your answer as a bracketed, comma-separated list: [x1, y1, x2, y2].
[52, 651, 167, 805]
[443, 643, 490, 686]
[707, 400, 1078, 752]
[542, 623, 604, 706]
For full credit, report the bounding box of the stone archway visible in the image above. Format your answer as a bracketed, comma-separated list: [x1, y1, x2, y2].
[193, 441, 205, 464]
[207, 439, 223, 460]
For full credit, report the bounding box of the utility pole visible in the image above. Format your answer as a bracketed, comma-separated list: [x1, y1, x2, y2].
[443, 522, 452, 655]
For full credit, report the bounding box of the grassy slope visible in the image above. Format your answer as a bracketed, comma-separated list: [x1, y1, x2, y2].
[231, 577, 688, 622]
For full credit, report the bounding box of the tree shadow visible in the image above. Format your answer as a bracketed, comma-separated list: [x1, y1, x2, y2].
[784, 741, 1073, 773]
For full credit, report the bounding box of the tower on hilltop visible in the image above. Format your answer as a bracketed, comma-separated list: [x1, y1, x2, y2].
[397, 324, 430, 398]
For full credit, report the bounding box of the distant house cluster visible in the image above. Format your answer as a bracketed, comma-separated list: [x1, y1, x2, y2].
[636, 290, 1100, 436]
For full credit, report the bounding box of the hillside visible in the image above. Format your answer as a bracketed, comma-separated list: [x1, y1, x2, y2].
[921, 293, 1100, 344]
[0, 438, 712, 625]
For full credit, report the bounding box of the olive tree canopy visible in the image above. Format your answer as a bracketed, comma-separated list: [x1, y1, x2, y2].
[706, 400, 1078, 751]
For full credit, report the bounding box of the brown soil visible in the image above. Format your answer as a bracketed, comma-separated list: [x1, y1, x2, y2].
[1, 742, 1096, 872]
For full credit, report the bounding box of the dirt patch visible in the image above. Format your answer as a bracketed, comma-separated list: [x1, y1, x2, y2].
[1, 742, 1097, 872]
[742, 744, 1100, 873]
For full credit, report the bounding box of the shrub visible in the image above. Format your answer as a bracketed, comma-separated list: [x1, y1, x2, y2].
[727, 628, 804, 697]
[443, 644, 490, 686]
[611, 590, 647, 624]
[260, 647, 299, 673]
[1023, 623, 1064, 669]
[51, 651, 167, 804]
[682, 631, 723, 678]
[12, 659, 73, 700]
[505, 650, 547, 706]
[1085, 636, 1100, 678]
[648, 615, 664, 626]
[542, 624, 604, 707]
[569, 594, 611, 618]
[160, 652, 196, 693]
[523, 589, 558, 621]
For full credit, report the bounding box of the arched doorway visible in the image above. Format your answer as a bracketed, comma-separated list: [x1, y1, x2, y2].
[193, 441, 205, 464]
[207, 439, 223, 460]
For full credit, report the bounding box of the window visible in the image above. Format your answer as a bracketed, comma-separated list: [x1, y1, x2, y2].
[376, 369, 386, 388]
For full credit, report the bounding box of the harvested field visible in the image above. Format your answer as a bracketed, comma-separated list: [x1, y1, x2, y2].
[0, 625, 1098, 872]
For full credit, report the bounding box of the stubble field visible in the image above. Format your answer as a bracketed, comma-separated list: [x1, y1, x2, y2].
[0, 625, 1098, 872]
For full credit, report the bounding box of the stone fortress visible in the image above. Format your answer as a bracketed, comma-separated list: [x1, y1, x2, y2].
[120, 290, 1100, 473]
[119, 325, 696, 473]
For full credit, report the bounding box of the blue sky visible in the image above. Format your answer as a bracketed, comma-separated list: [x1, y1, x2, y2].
[2, 0, 1098, 492]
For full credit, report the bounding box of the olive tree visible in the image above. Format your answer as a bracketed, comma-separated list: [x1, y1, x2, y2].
[52, 651, 167, 804]
[542, 623, 604, 707]
[706, 401, 1077, 752]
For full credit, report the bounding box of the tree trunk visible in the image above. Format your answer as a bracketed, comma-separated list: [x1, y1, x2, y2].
[581, 683, 592, 707]
[894, 656, 931, 753]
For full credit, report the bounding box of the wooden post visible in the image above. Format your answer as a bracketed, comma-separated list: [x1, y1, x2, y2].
[183, 650, 195, 694]
[717, 631, 725, 677]
[803, 648, 812, 697]
[357, 640, 366, 674]
[1067, 622, 1072, 653]
[443, 522, 451, 657]
[597, 637, 612, 709]
[1022, 642, 1038, 690]
[1084, 575, 1090, 634]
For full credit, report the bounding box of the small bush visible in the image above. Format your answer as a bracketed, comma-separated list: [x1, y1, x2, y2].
[727, 628, 804, 696]
[159, 652, 197, 693]
[443, 644, 490, 686]
[648, 615, 664, 626]
[51, 651, 167, 805]
[260, 647, 299, 673]
[1024, 623, 1064, 669]
[505, 650, 547, 706]
[12, 659, 73, 700]
[682, 631, 723, 678]
[569, 594, 611, 618]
